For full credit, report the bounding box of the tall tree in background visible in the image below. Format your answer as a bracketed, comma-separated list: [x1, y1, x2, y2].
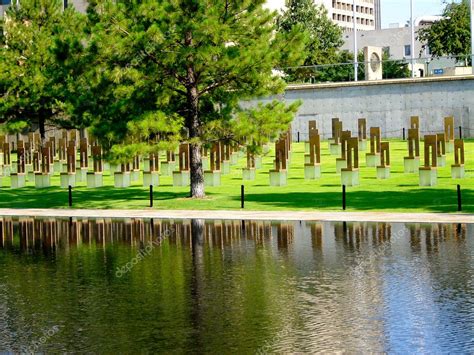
[277, 0, 343, 81]
[418, 0, 471, 65]
[0, 0, 86, 140]
[84, 0, 304, 198]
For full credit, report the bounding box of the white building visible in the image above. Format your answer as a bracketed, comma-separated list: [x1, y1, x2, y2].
[341, 23, 457, 77]
[266, 0, 381, 31]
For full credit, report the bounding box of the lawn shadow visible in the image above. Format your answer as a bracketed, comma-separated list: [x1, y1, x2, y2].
[234, 188, 474, 213]
[0, 186, 188, 209]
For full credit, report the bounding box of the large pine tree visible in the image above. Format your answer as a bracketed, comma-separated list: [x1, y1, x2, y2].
[84, 0, 305, 198]
[0, 0, 86, 140]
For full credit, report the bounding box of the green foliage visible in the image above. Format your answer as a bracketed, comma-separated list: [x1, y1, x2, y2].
[417, 0, 471, 64]
[0, 120, 29, 134]
[382, 52, 411, 79]
[233, 100, 301, 154]
[0, 0, 87, 138]
[277, 0, 343, 81]
[102, 112, 184, 165]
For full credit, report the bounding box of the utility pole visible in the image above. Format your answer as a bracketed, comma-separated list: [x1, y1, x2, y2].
[353, 0, 358, 81]
[471, 0, 474, 73]
[410, 0, 416, 78]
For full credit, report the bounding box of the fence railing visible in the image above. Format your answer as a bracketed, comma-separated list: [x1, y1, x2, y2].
[279, 55, 474, 85]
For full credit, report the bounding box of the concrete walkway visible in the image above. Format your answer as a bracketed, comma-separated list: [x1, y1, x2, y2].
[0, 209, 472, 224]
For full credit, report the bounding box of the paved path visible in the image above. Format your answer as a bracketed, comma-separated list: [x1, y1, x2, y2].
[0, 209, 472, 224]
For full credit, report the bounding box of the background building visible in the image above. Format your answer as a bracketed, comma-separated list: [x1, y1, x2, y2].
[342, 18, 458, 78]
[266, 0, 381, 31]
[3, 1, 381, 31]
[1, 0, 87, 17]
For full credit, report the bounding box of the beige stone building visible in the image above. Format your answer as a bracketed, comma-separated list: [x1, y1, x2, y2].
[266, 0, 381, 31]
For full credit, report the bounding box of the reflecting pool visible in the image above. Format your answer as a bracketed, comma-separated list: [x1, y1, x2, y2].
[0, 218, 473, 352]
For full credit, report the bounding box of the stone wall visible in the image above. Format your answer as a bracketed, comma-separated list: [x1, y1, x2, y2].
[251, 75, 474, 140]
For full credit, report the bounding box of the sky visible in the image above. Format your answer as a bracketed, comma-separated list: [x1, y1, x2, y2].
[382, 0, 446, 28]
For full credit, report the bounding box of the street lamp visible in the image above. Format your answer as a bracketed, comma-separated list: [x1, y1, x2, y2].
[410, 0, 415, 78]
[353, 0, 358, 81]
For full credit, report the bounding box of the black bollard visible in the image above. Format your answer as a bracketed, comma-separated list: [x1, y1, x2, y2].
[68, 185, 72, 207]
[297, 132, 300, 143]
[149, 185, 153, 208]
[459, 126, 462, 139]
[342, 185, 346, 211]
[403, 128, 406, 140]
[457, 184, 462, 212]
[241, 185, 245, 209]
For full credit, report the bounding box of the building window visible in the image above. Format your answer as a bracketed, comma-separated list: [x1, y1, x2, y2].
[404, 45, 411, 56]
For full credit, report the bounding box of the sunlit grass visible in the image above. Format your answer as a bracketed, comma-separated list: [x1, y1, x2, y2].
[0, 139, 472, 213]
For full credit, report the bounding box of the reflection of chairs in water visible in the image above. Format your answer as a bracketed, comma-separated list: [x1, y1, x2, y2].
[0, 217, 282, 253]
[334, 222, 370, 250]
[310, 223, 323, 250]
[0, 218, 470, 261]
[408, 223, 467, 253]
[276, 223, 294, 250]
[372, 223, 391, 245]
[0, 217, 14, 248]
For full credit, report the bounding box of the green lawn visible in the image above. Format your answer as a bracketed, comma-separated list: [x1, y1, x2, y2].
[0, 139, 473, 213]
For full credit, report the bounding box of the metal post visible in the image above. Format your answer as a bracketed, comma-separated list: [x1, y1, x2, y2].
[457, 184, 462, 212]
[241, 185, 245, 209]
[149, 185, 153, 208]
[342, 185, 346, 210]
[410, 0, 415, 78]
[403, 128, 406, 140]
[68, 185, 72, 207]
[297, 132, 300, 143]
[353, 0, 358, 81]
[459, 126, 462, 139]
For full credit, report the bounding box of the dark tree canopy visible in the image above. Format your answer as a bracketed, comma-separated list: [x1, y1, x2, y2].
[418, 0, 471, 64]
[277, 0, 343, 81]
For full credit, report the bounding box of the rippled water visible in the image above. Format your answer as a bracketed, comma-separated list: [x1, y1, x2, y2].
[0, 218, 473, 353]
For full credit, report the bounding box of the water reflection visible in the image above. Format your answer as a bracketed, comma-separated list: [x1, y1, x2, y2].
[0, 217, 472, 352]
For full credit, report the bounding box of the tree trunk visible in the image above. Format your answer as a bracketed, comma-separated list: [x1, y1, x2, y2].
[187, 85, 204, 198]
[185, 30, 205, 199]
[39, 117, 46, 146]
